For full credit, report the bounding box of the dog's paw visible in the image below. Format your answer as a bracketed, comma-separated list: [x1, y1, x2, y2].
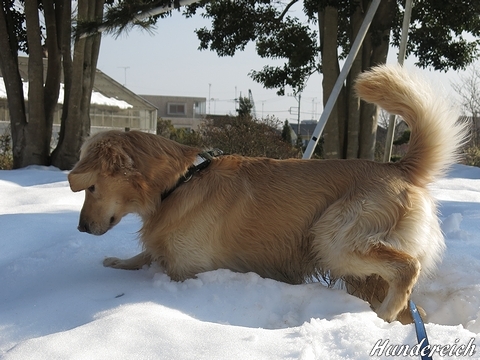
[375, 304, 399, 323]
[103, 257, 123, 268]
[395, 305, 427, 324]
[102, 255, 146, 270]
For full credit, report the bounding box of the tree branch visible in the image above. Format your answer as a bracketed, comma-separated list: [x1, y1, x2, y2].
[277, 0, 299, 21]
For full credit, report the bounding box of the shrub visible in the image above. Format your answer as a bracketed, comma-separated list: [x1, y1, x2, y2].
[0, 128, 13, 170]
[200, 115, 300, 159]
[156, 118, 203, 148]
[463, 146, 480, 167]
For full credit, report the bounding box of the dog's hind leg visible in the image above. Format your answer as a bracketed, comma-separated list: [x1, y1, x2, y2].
[337, 245, 421, 322]
[103, 251, 153, 270]
[313, 219, 421, 321]
[311, 191, 425, 322]
[367, 245, 421, 322]
[344, 274, 424, 324]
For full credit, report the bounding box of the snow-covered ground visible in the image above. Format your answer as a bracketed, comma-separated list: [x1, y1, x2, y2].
[1, 164, 479, 359]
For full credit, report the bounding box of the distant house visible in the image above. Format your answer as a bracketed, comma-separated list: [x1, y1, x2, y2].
[0, 56, 158, 135]
[289, 120, 318, 146]
[140, 95, 207, 131]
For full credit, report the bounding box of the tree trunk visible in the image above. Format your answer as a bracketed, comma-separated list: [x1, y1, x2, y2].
[319, 0, 395, 160]
[319, 5, 342, 159]
[43, 0, 63, 149]
[51, 0, 104, 170]
[345, 2, 364, 159]
[0, 4, 27, 168]
[2, 0, 104, 169]
[1, 1, 70, 168]
[54, 0, 73, 159]
[358, 0, 395, 160]
[24, 0, 49, 166]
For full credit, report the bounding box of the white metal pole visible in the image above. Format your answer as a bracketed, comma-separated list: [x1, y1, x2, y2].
[383, 0, 414, 162]
[302, 0, 381, 159]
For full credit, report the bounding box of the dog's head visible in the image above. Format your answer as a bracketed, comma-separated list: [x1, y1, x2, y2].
[68, 130, 199, 235]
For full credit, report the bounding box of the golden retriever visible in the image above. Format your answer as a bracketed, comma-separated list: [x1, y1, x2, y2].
[68, 65, 466, 323]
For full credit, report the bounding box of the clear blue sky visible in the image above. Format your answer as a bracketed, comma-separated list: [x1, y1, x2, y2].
[95, 7, 467, 122]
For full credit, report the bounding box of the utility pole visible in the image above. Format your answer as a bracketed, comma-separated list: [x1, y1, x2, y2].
[208, 83, 211, 115]
[297, 93, 301, 144]
[235, 86, 238, 111]
[288, 92, 302, 146]
[119, 66, 129, 86]
[292, 93, 302, 146]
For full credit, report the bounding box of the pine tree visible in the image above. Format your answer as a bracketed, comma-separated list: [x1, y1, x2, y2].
[281, 120, 292, 144]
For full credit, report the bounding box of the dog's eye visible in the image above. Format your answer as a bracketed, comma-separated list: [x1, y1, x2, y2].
[88, 185, 95, 193]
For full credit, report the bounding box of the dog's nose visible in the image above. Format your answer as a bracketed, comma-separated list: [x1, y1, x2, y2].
[78, 222, 90, 233]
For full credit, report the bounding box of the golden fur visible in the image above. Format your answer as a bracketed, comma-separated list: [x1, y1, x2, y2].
[68, 65, 467, 323]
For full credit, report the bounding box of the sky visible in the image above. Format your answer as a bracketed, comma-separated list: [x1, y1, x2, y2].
[1, 164, 480, 359]
[95, 6, 470, 122]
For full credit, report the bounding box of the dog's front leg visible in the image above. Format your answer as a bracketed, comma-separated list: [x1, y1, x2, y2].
[103, 251, 152, 270]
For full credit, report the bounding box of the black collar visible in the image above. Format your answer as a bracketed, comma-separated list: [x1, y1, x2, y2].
[161, 149, 222, 201]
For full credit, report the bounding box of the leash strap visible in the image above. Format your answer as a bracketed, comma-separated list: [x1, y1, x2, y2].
[409, 300, 433, 360]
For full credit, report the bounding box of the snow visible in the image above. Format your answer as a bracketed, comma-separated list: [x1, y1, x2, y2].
[0, 78, 132, 109]
[1, 164, 479, 359]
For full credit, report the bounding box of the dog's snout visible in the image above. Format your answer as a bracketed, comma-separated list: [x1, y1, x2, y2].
[78, 221, 90, 233]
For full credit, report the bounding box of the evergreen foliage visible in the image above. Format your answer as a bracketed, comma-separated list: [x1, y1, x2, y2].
[0, 129, 13, 170]
[393, 129, 411, 146]
[156, 118, 203, 147]
[236, 96, 254, 117]
[281, 120, 292, 144]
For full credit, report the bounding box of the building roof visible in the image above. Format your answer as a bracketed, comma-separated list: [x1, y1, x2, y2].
[0, 56, 156, 111]
[93, 70, 155, 110]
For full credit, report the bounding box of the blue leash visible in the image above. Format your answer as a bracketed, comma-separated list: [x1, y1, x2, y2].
[409, 300, 433, 360]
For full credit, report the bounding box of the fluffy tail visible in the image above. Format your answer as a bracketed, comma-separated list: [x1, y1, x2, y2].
[355, 65, 468, 187]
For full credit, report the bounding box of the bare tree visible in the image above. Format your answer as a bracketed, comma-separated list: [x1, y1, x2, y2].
[201, 115, 300, 159]
[453, 62, 480, 147]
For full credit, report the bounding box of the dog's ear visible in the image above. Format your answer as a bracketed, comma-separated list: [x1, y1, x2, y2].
[68, 133, 136, 192]
[78, 135, 135, 176]
[68, 170, 96, 192]
[99, 143, 134, 174]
